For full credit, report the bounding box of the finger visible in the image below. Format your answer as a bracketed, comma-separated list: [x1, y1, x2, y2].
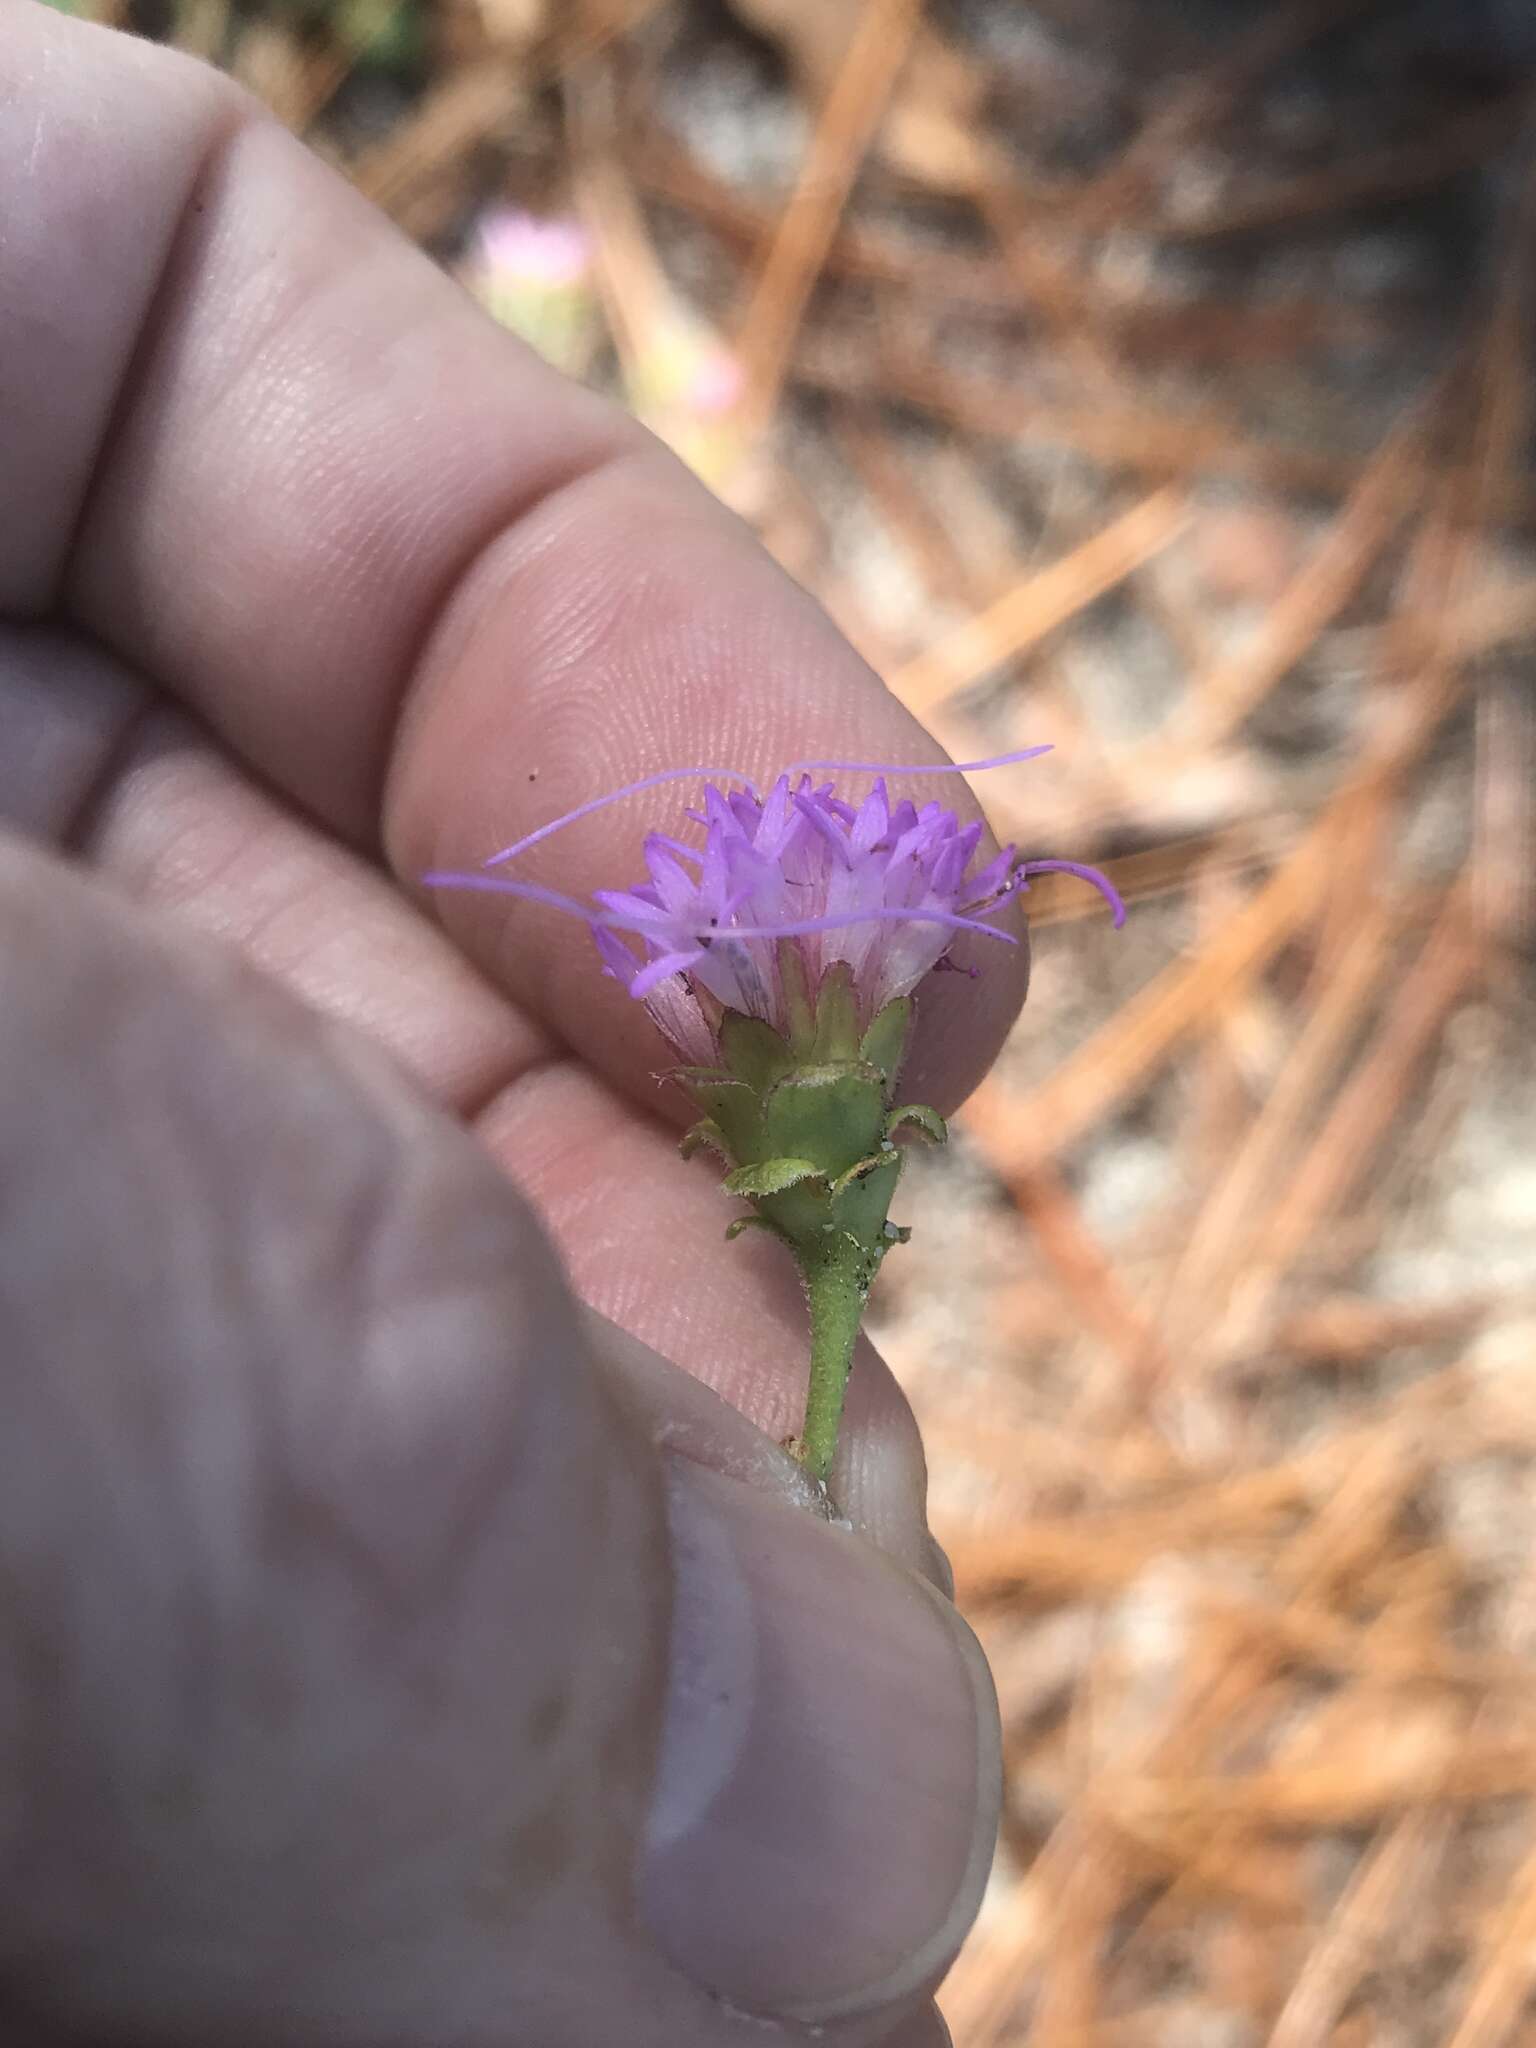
[0, 835, 998, 2041]
[0, 626, 542, 1109]
[1, 624, 943, 1577]
[588, 1304, 952, 1602]
[880, 2006, 953, 2048]
[5, 4, 1032, 1119]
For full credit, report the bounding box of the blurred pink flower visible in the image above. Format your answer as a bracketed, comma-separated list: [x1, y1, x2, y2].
[682, 346, 744, 419]
[473, 208, 591, 288]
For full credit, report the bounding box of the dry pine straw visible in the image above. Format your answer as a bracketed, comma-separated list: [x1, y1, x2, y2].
[105, 0, 1536, 2038]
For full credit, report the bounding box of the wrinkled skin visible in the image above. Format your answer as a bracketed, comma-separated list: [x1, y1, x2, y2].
[0, 5, 1030, 2043]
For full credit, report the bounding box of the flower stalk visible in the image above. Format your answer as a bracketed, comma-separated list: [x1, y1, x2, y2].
[673, 953, 941, 1481]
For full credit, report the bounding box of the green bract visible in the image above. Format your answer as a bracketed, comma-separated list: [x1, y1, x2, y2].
[673, 961, 946, 1484]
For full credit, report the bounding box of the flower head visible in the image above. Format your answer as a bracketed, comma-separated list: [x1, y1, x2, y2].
[425, 748, 1124, 1065]
[591, 774, 1004, 1059]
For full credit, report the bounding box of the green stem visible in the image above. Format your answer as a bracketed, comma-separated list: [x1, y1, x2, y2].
[796, 1237, 872, 1485]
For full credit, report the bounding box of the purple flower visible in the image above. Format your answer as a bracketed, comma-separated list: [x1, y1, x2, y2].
[425, 749, 1124, 1485]
[425, 749, 1125, 1063]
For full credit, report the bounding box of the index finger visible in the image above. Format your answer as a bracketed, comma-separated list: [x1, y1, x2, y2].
[3, 2, 1031, 1106]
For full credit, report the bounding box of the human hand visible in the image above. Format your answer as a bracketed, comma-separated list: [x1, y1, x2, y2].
[0, 5, 1030, 2040]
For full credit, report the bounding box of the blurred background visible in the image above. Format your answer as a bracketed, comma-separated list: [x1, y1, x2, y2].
[50, 0, 1536, 2039]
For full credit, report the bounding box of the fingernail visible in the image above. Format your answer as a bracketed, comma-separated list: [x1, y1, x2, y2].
[921, 1528, 957, 1601]
[640, 1462, 999, 2022]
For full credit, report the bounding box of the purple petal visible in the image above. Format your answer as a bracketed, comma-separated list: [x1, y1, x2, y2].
[630, 947, 707, 996]
[793, 790, 853, 866]
[646, 833, 703, 865]
[592, 888, 678, 929]
[850, 779, 891, 855]
[962, 846, 1019, 905]
[592, 926, 640, 986]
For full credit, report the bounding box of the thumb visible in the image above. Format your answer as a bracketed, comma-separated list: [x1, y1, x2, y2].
[0, 839, 998, 2046]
